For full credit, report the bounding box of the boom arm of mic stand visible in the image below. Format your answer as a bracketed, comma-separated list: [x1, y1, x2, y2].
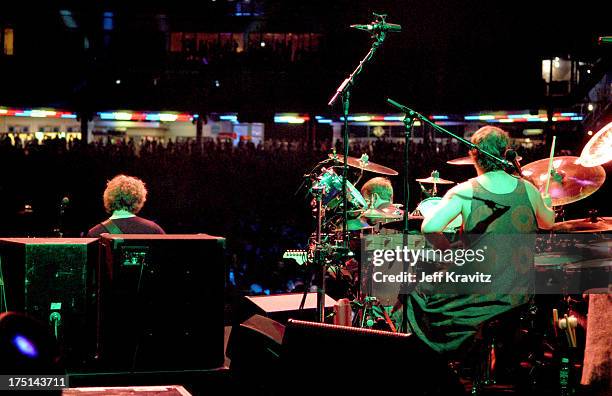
[386, 98, 511, 168]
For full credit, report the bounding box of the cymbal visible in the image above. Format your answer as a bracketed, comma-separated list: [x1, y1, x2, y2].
[416, 176, 455, 184]
[578, 121, 612, 167]
[447, 155, 522, 165]
[446, 156, 474, 165]
[335, 218, 373, 232]
[522, 156, 606, 206]
[329, 154, 398, 176]
[551, 217, 612, 233]
[362, 207, 403, 220]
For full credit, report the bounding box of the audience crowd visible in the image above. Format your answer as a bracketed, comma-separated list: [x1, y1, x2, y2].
[0, 133, 573, 297]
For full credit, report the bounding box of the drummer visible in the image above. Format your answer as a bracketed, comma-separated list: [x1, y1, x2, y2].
[360, 177, 401, 218]
[404, 126, 556, 356]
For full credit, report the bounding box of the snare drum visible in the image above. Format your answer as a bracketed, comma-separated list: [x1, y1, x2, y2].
[416, 197, 462, 232]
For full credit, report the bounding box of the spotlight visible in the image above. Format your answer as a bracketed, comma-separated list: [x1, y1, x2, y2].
[587, 130, 593, 136]
[0, 312, 62, 374]
[588, 104, 594, 111]
[12, 335, 38, 358]
[115, 79, 121, 85]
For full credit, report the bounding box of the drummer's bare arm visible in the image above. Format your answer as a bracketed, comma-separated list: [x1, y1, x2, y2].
[421, 184, 467, 234]
[524, 181, 555, 229]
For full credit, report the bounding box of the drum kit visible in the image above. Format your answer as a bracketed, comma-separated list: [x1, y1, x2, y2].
[286, 123, 611, 330]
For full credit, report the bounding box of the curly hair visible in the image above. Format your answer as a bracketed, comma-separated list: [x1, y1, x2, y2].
[360, 177, 394, 202]
[469, 126, 510, 172]
[103, 175, 147, 214]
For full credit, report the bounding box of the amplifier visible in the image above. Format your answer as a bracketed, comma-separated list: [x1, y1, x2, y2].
[96, 234, 226, 371]
[0, 237, 98, 367]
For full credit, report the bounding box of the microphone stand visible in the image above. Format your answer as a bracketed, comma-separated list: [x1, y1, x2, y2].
[400, 113, 417, 333]
[326, 14, 389, 323]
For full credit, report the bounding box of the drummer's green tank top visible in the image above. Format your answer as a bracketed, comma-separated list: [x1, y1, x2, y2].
[406, 177, 537, 353]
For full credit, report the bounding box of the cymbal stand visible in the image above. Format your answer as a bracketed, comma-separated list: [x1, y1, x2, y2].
[299, 184, 327, 323]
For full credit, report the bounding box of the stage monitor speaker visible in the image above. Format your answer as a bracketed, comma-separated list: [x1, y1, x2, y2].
[227, 314, 285, 393]
[228, 316, 463, 396]
[97, 234, 226, 371]
[237, 292, 337, 325]
[282, 319, 463, 395]
[0, 237, 98, 368]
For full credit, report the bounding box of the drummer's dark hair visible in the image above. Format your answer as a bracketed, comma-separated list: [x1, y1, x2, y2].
[470, 126, 509, 172]
[361, 177, 393, 202]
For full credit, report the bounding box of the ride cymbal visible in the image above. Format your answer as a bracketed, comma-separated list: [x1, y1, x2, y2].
[522, 156, 606, 206]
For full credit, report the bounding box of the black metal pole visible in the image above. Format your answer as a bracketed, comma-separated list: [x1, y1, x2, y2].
[400, 114, 416, 333]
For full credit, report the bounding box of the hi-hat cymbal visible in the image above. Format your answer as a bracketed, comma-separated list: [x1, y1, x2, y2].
[578, 121, 612, 167]
[522, 156, 606, 206]
[362, 207, 403, 220]
[447, 155, 522, 165]
[552, 217, 612, 233]
[416, 176, 455, 184]
[329, 154, 398, 175]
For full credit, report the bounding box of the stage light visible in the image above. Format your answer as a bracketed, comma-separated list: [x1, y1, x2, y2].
[588, 130, 593, 136]
[588, 104, 594, 111]
[12, 335, 38, 358]
[115, 79, 121, 85]
[60, 10, 78, 29]
[260, 42, 266, 47]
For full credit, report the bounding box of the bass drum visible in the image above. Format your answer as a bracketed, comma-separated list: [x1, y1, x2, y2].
[415, 197, 462, 232]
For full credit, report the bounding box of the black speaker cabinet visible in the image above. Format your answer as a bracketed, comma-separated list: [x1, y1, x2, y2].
[96, 234, 226, 371]
[228, 316, 463, 395]
[281, 319, 463, 395]
[0, 237, 98, 367]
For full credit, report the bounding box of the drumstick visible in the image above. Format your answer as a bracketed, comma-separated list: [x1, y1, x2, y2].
[544, 136, 557, 196]
[552, 309, 559, 337]
[568, 315, 578, 347]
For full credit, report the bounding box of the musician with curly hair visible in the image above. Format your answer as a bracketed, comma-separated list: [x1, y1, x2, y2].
[87, 174, 165, 237]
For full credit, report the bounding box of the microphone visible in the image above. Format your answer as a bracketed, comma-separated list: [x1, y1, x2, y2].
[505, 150, 523, 177]
[350, 21, 402, 33]
[60, 196, 70, 216]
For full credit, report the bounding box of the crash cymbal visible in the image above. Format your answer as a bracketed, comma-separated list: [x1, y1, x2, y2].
[578, 121, 612, 167]
[416, 176, 455, 184]
[329, 153, 398, 175]
[522, 156, 606, 206]
[447, 155, 522, 165]
[551, 217, 612, 233]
